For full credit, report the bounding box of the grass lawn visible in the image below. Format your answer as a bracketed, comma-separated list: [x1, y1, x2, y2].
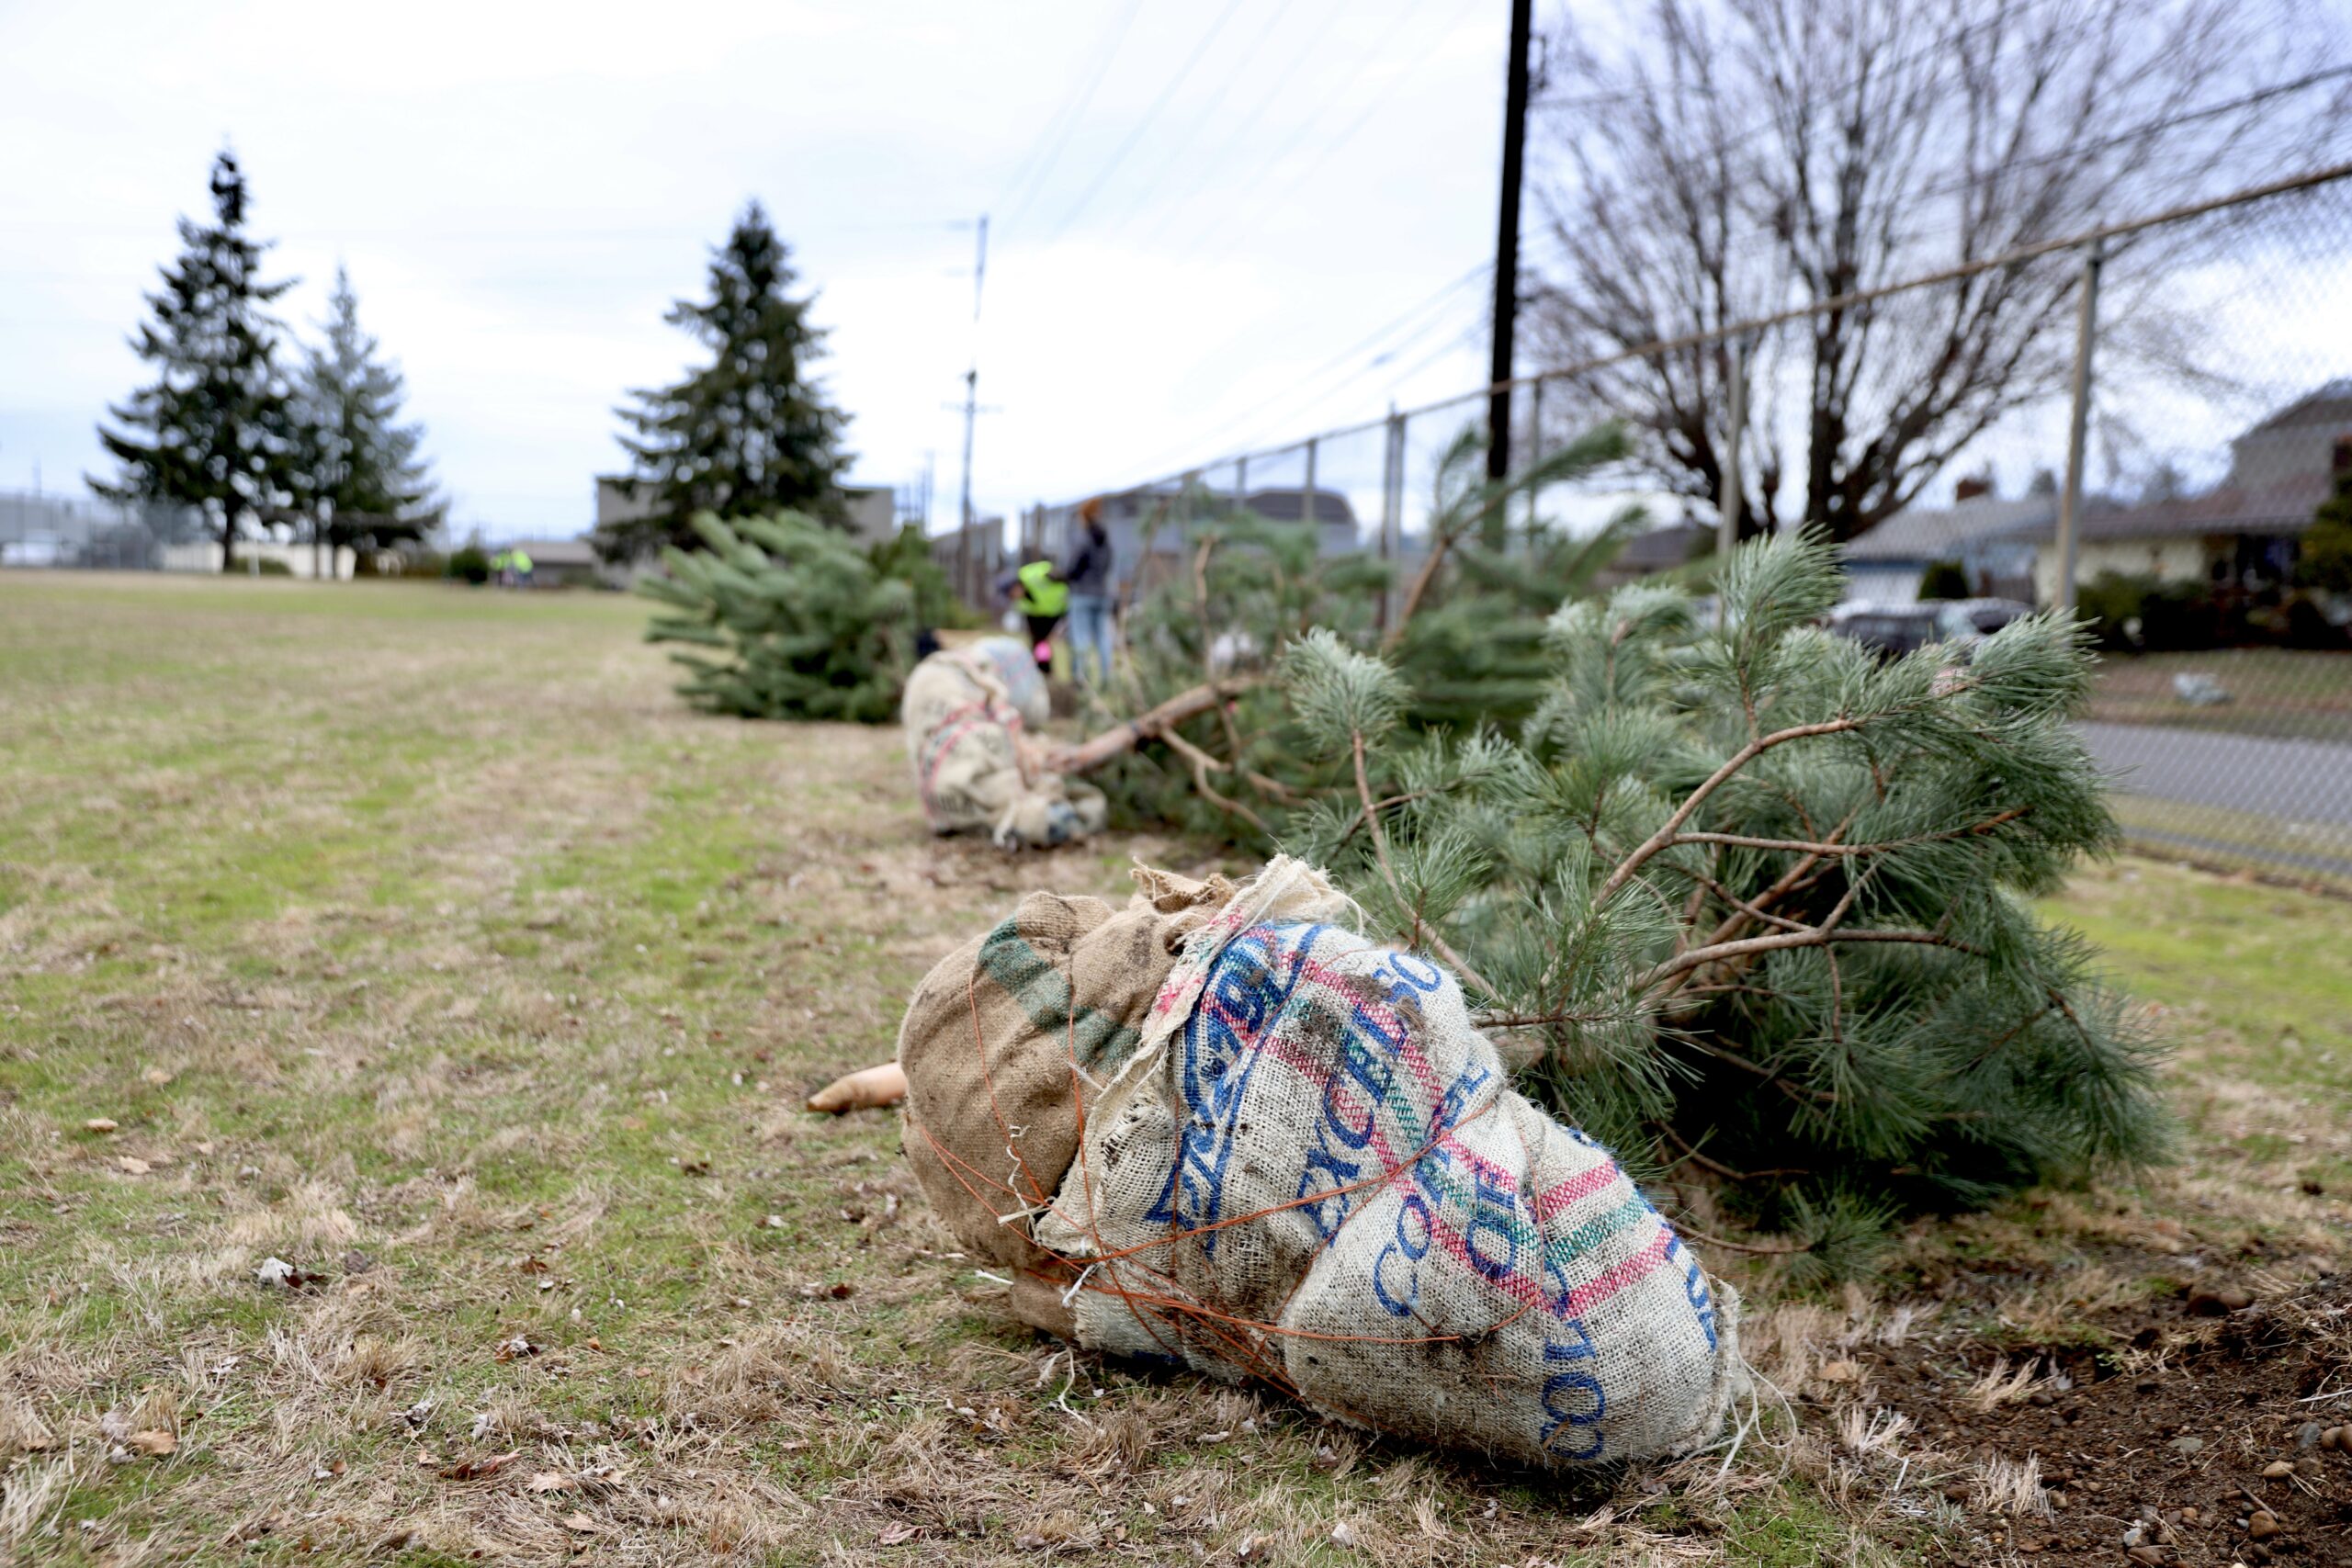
[2087, 647, 2352, 742]
[3, 572, 2347, 1566]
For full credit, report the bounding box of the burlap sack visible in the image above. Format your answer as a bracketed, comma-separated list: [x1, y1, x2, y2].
[999, 857, 1746, 1468]
[901, 639, 1104, 850]
[896, 867, 1236, 1332]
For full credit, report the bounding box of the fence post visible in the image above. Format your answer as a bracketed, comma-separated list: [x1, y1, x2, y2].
[1235, 455, 1249, 517]
[1526, 375, 1545, 545]
[1302, 437, 1318, 533]
[1379, 405, 1403, 631]
[2055, 237, 2104, 615]
[1721, 334, 1746, 563]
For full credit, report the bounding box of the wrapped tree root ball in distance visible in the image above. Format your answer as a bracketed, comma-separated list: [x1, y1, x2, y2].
[902, 636, 1105, 850]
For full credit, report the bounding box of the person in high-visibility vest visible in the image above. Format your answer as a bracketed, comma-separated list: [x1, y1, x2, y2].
[511, 547, 534, 589]
[1012, 556, 1067, 675]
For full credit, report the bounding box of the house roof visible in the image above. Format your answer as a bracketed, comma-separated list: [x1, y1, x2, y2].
[2078, 470, 2333, 541]
[1995, 469, 2335, 544]
[507, 536, 601, 567]
[1841, 496, 2052, 561]
[1242, 487, 1358, 525]
[2243, 378, 2352, 437]
[1612, 521, 1712, 571]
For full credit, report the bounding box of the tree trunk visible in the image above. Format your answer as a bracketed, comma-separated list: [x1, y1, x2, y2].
[1049, 678, 1261, 776]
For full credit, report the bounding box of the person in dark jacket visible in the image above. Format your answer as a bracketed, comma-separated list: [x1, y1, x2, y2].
[1062, 497, 1116, 685]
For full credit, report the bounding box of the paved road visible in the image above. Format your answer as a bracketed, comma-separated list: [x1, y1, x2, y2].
[2076, 721, 2352, 829]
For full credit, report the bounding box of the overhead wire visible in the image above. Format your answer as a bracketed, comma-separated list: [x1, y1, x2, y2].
[1101, 257, 1495, 482]
[995, 0, 1148, 232]
[1172, 0, 1479, 264]
[1030, 0, 1254, 249]
[1078, 0, 1305, 248]
[1114, 0, 1357, 252]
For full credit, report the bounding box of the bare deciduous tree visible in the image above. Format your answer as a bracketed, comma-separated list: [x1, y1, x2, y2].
[1529, 0, 2346, 540]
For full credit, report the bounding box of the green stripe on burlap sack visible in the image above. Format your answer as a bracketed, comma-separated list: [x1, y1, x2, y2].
[895, 868, 1236, 1328]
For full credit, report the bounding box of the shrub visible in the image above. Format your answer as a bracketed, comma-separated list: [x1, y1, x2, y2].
[2075, 571, 2233, 651]
[447, 545, 491, 585]
[1917, 558, 1971, 600]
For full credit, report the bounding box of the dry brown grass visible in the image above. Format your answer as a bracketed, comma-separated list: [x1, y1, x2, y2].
[3, 574, 2347, 1565]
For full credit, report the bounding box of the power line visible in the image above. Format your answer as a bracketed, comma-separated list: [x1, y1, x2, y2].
[1102, 258, 1493, 481]
[995, 0, 1148, 232]
[1910, 62, 2352, 200]
[1168, 0, 1479, 264]
[1114, 0, 1356, 252]
[1033, 0, 1253, 249]
[1080, 0, 1304, 247]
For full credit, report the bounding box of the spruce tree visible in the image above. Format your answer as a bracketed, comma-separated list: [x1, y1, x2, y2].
[293, 265, 436, 567]
[91, 149, 302, 570]
[603, 204, 851, 561]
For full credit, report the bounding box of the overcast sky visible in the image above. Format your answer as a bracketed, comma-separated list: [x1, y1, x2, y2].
[0, 0, 1521, 542]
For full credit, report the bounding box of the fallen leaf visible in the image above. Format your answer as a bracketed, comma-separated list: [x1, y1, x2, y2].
[528, 1471, 578, 1493]
[877, 1522, 920, 1545]
[438, 1450, 520, 1481]
[116, 1156, 153, 1175]
[1817, 1359, 1861, 1383]
[84, 1118, 119, 1134]
[560, 1512, 608, 1534]
[127, 1429, 176, 1456]
[142, 1067, 174, 1086]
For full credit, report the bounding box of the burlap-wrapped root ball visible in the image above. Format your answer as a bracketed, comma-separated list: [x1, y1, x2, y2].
[897, 856, 1745, 1469]
[901, 637, 1104, 851]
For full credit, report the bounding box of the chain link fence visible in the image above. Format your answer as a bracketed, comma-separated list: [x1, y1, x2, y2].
[0, 491, 209, 571]
[1021, 165, 2352, 886]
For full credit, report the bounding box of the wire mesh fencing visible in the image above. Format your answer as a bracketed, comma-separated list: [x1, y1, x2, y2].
[1029, 164, 2352, 886]
[0, 491, 208, 571]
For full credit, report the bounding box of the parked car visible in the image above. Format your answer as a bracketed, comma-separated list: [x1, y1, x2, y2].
[1827, 598, 2032, 660]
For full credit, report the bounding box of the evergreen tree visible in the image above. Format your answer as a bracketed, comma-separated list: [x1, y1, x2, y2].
[2298, 467, 2352, 595]
[1271, 534, 2167, 1268]
[639, 512, 917, 722]
[91, 149, 302, 570]
[603, 204, 851, 561]
[293, 265, 437, 567]
[1062, 483, 2167, 1266]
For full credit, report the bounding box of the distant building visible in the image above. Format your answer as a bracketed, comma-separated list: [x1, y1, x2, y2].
[2015, 381, 2352, 604]
[1839, 493, 2046, 605]
[931, 514, 1010, 610]
[591, 478, 899, 553]
[1592, 520, 1713, 591]
[500, 536, 604, 588]
[158, 539, 358, 578]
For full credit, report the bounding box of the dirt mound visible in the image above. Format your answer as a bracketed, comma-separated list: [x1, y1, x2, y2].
[1871, 1273, 2352, 1563]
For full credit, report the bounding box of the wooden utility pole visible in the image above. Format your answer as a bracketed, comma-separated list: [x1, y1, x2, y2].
[956, 215, 989, 604]
[2055, 238, 2103, 615]
[1483, 0, 1534, 550]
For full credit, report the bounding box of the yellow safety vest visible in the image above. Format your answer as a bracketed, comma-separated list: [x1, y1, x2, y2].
[1016, 559, 1067, 617]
